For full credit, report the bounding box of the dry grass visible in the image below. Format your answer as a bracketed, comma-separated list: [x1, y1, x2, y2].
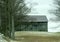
[15, 36, 60, 42]
[11, 31, 60, 42]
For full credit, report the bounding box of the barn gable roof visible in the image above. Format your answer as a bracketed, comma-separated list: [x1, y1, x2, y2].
[20, 15, 48, 22]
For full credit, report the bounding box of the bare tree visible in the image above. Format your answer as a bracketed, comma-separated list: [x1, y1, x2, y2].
[50, 0, 60, 21]
[0, 0, 31, 39]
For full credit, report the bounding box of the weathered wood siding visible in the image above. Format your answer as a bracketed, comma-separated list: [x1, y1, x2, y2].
[15, 22, 48, 31]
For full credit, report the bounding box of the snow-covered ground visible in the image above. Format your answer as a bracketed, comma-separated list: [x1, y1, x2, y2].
[0, 33, 7, 42]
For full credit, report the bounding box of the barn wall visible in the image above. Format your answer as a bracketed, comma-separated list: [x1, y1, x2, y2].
[15, 22, 48, 31]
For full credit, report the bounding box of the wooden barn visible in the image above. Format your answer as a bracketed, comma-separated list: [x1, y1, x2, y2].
[15, 15, 48, 31]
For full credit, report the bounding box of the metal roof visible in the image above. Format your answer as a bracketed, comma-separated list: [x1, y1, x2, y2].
[20, 15, 48, 22]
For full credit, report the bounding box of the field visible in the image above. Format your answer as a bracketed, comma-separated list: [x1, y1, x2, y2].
[7, 31, 60, 42]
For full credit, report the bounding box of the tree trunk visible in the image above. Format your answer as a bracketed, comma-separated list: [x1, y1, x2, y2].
[11, 16, 15, 39]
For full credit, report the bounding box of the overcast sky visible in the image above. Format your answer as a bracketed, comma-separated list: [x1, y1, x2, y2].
[25, 0, 60, 32]
[25, 0, 56, 20]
